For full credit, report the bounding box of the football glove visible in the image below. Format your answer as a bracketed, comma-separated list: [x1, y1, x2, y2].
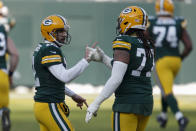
[97, 47, 112, 69]
[86, 46, 112, 68]
[86, 46, 102, 62]
[85, 103, 99, 123]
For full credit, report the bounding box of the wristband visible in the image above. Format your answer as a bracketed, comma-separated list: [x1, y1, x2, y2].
[8, 71, 13, 77]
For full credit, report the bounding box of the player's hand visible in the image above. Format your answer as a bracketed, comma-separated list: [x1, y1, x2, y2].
[85, 103, 99, 123]
[96, 47, 105, 57]
[96, 47, 106, 61]
[85, 42, 98, 62]
[86, 46, 102, 62]
[86, 46, 107, 63]
[71, 94, 88, 110]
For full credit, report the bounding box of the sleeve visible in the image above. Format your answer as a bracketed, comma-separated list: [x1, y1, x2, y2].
[48, 58, 89, 83]
[64, 85, 76, 97]
[89, 61, 128, 105]
[41, 46, 62, 67]
[112, 36, 131, 51]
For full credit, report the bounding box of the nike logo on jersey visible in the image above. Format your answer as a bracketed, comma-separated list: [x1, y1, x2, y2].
[50, 51, 57, 54]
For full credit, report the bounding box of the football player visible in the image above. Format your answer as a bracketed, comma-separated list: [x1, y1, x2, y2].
[0, 1, 19, 131]
[0, 2, 16, 33]
[85, 6, 155, 131]
[146, 0, 193, 131]
[32, 14, 96, 131]
[0, 2, 17, 85]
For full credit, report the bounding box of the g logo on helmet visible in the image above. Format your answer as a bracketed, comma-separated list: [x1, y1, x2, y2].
[122, 8, 132, 14]
[43, 19, 52, 26]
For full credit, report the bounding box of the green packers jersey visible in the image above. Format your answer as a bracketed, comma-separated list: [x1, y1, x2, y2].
[147, 16, 186, 60]
[112, 35, 154, 115]
[32, 42, 66, 103]
[0, 25, 8, 69]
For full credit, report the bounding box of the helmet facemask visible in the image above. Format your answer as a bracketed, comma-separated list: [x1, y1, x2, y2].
[50, 28, 71, 47]
[116, 17, 123, 35]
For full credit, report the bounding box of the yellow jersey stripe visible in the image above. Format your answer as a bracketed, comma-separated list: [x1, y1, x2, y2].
[41, 55, 62, 64]
[42, 55, 61, 60]
[113, 41, 131, 46]
[113, 45, 131, 50]
[112, 41, 131, 50]
[41, 59, 62, 64]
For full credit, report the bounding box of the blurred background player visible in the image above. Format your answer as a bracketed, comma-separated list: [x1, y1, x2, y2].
[32, 14, 97, 131]
[0, 1, 19, 131]
[146, 0, 193, 131]
[0, 1, 16, 33]
[85, 6, 155, 131]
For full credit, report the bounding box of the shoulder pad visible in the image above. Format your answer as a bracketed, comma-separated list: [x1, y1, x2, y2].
[174, 16, 185, 21]
[112, 35, 131, 50]
[41, 44, 62, 65]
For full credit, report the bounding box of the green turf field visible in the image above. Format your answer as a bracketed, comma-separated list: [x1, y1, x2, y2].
[6, 93, 196, 131]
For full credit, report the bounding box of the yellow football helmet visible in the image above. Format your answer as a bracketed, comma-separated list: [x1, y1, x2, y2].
[155, 0, 174, 16]
[117, 6, 148, 34]
[0, 1, 4, 15]
[40, 15, 71, 46]
[0, 1, 3, 9]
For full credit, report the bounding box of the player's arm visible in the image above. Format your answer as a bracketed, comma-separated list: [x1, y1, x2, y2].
[7, 36, 19, 77]
[85, 49, 129, 123]
[48, 44, 96, 83]
[48, 59, 89, 83]
[87, 46, 113, 69]
[64, 85, 88, 109]
[92, 50, 129, 103]
[91, 50, 129, 104]
[180, 28, 193, 60]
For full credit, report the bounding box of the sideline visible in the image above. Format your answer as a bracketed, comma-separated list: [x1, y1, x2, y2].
[11, 82, 196, 97]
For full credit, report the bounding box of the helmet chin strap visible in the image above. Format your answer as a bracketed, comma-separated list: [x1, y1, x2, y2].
[49, 33, 64, 47]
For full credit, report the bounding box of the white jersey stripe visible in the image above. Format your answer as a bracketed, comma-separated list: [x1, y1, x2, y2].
[51, 103, 68, 131]
[42, 57, 61, 62]
[115, 112, 119, 131]
[160, 0, 164, 12]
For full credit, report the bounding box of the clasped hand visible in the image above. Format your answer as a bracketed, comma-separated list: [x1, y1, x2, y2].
[85, 42, 105, 62]
[85, 102, 99, 123]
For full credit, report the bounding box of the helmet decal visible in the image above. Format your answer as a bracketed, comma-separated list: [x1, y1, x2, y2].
[122, 8, 132, 14]
[42, 19, 53, 26]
